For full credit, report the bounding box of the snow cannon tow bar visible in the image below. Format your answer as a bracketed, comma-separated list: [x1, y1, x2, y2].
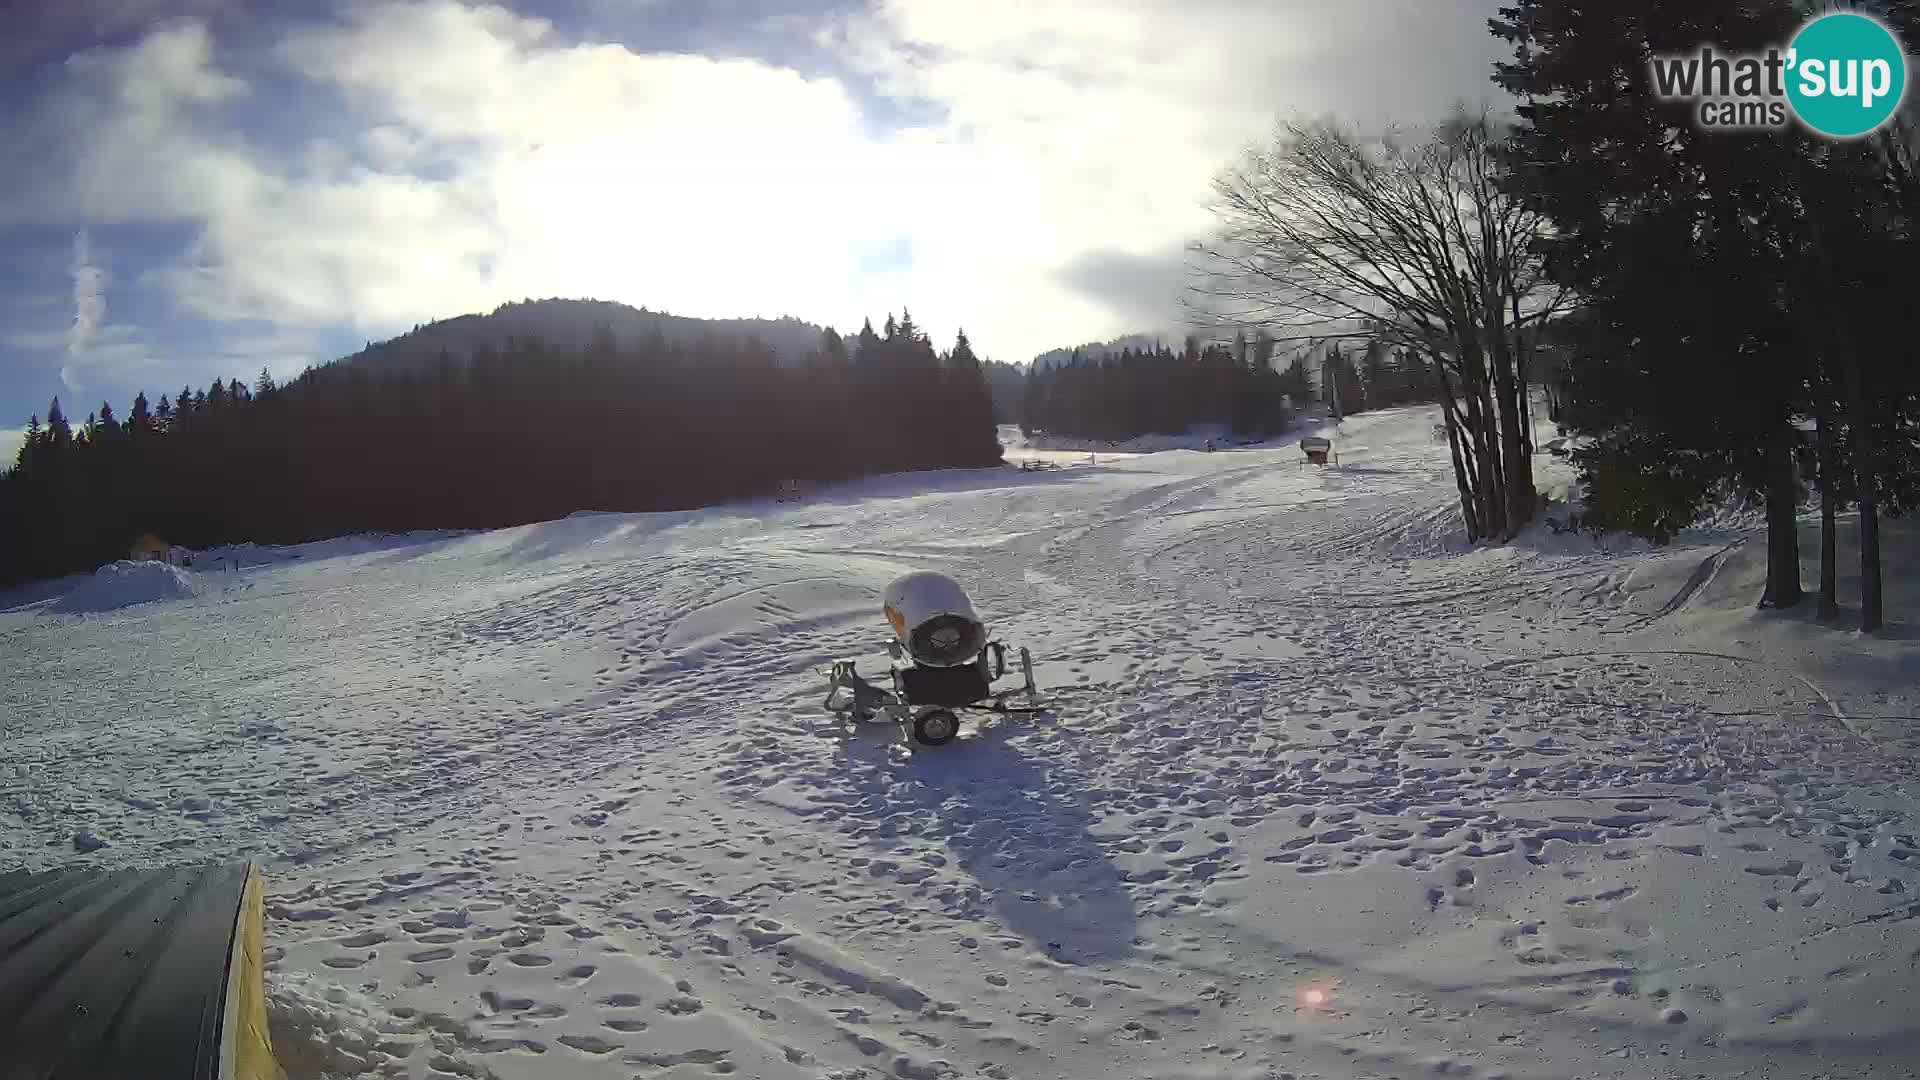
[823, 571, 1041, 746]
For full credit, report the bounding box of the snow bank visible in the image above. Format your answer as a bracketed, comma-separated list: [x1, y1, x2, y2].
[186, 531, 470, 571]
[48, 561, 201, 614]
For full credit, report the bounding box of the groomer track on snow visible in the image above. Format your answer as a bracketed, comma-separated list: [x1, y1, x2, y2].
[822, 571, 1041, 745]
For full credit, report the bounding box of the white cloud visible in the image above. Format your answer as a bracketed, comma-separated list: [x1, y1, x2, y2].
[0, 427, 27, 467]
[63, 13, 244, 109]
[7, 0, 1508, 370]
[13, 4, 924, 343]
[64, 229, 109, 390]
[819, 0, 1509, 352]
[8, 20, 252, 227]
[213, 328, 324, 384]
[47, 232, 161, 396]
[0, 0, 230, 73]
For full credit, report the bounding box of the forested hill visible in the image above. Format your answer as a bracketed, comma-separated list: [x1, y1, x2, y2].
[1030, 333, 1167, 370]
[1, 310, 1001, 587]
[339, 298, 831, 372]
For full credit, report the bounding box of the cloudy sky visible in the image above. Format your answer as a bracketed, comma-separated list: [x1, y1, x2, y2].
[0, 0, 1509, 461]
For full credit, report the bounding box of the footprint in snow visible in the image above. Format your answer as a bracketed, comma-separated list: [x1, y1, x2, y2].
[658, 994, 704, 1016]
[558, 1034, 619, 1055]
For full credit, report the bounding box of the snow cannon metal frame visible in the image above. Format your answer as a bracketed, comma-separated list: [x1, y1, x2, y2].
[823, 571, 1040, 746]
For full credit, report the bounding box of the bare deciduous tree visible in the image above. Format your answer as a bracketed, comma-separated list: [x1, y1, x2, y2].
[1188, 110, 1571, 540]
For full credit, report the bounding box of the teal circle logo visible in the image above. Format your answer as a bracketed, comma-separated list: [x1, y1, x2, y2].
[1787, 13, 1908, 138]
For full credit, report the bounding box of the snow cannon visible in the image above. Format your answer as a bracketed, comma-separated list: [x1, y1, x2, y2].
[884, 571, 990, 668]
[824, 572, 1041, 746]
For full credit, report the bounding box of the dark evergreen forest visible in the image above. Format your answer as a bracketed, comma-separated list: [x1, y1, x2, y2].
[1018, 333, 1441, 443]
[0, 311, 999, 586]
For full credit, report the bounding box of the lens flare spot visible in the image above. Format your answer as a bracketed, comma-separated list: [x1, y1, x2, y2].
[1293, 981, 1339, 1011]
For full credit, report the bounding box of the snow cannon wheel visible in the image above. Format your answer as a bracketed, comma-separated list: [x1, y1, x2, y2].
[912, 709, 960, 746]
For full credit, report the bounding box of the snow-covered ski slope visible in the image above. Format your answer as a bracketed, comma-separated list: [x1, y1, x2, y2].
[5, 405, 1919, 1080]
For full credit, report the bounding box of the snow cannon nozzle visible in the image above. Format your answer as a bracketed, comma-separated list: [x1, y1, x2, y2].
[883, 571, 989, 668]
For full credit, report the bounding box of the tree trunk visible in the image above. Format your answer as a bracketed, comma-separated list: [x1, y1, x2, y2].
[1488, 331, 1537, 537]
[1473, 363, 1505, 502]
[1451, 339, 1507, 540]
[1443, 401, 1480, 541]
[1434, 357, 1481, 540]
[1815, 404, 1838, 619]
[1807, 207, 1883, 631]
[1458, 376, 1502, 539]
[1474, 390, 1506, 538]
[1513, 297, 1541, 459]
[1761, 428, 1803, 609]
[1837, 345, 1883, 632]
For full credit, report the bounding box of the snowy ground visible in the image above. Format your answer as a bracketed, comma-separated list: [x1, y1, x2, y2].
[4, 405, 1919, 1080]
[999, 422, 1233, 459]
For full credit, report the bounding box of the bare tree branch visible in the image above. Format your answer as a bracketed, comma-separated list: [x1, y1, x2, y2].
[1188, 108, 1562, 540]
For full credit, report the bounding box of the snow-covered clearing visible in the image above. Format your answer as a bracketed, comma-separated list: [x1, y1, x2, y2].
[4, 405, 1918, 1080]
[1000, 422, 1240, 459]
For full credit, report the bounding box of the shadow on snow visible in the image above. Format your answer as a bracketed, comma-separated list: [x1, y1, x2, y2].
[832, 718, 1138, 963]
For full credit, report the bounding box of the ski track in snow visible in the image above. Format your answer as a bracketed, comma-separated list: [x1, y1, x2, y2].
[4, 406, 1919, 1080]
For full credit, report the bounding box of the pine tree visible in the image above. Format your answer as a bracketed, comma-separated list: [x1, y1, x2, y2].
[1492, 0, 1814, 603]
[47, 399, 71, 448]
[1020, 364, 1043, 437]
[944, 329, 1001, 465]
[1790, 74, 1920, 630]
[17, 416, 40, 470]
[1361, 341, 1389, 409]
[1279, 356, 1312, 406]
[1252, 330, 1276, 373]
